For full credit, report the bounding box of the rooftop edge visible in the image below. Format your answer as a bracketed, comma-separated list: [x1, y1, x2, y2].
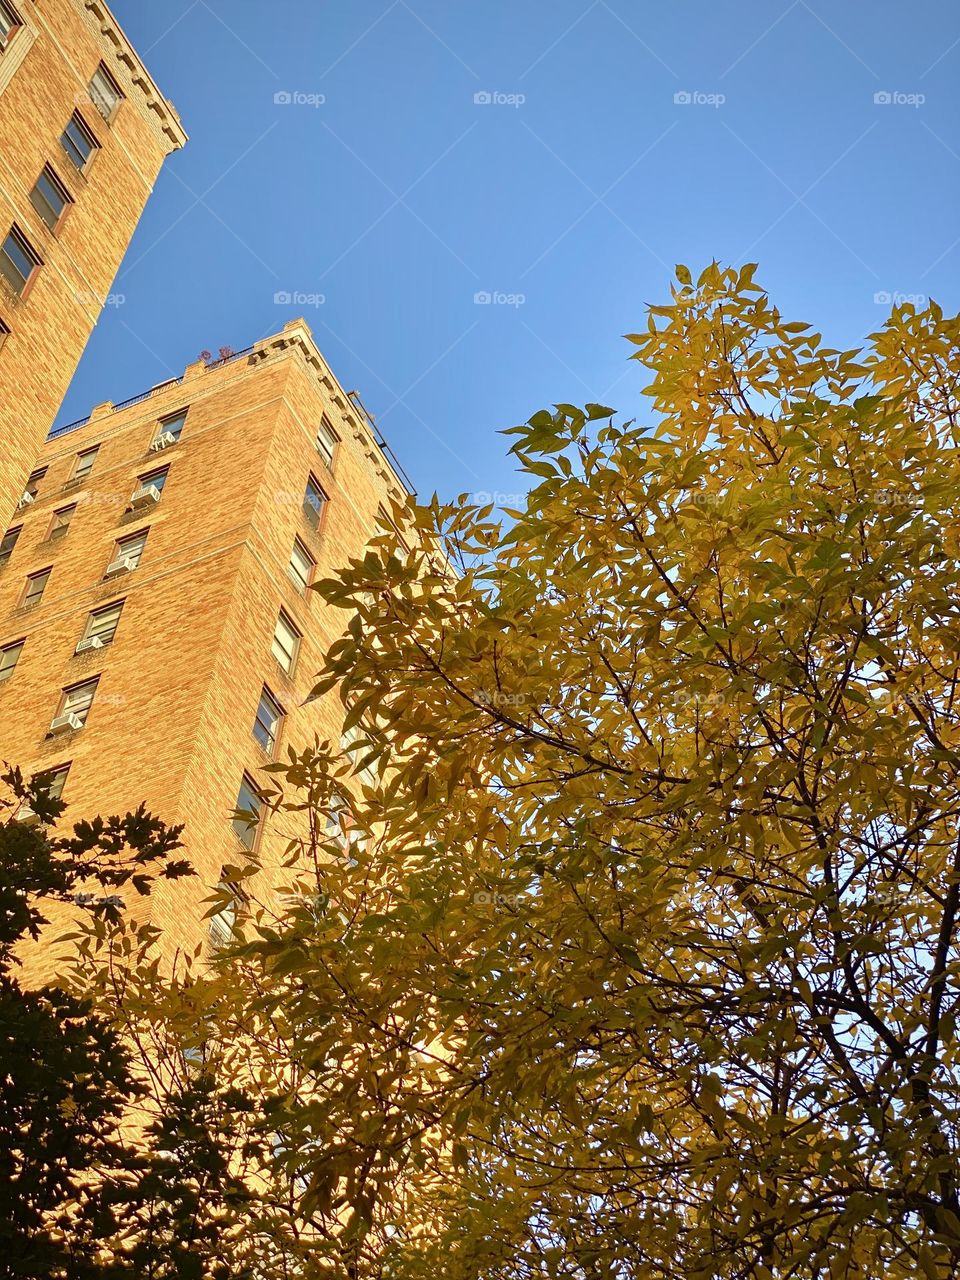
[46, 319, 416, 498]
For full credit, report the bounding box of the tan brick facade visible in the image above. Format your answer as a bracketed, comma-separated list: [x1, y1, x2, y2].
[0, 321, 413, 982]
[0, 0, 185, 524]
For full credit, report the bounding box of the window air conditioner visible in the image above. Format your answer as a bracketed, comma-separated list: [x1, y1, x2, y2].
[130, 483, 161, 509]
[151, 431, 177, 452]
[104, 554, 136, 578]
[75, 635, 105, 653]
[49, 711, 84, 735]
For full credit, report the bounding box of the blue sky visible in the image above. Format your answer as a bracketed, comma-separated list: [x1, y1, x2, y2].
[58, 1, 960, 503]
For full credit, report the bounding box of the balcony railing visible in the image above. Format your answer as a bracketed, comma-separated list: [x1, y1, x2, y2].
[47, 375, 186, 441]
[348, 389, 417, 496]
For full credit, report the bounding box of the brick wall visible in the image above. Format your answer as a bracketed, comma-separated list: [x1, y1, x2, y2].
[0, 322, 411, 982]
[0, 0, 185, 526]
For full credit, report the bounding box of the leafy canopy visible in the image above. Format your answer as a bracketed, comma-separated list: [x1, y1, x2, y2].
[94, 264, 960, 1279]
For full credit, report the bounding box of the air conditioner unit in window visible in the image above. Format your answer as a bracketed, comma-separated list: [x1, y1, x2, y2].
[151, 431, 177, 452]
[17, 492, 35, 509]
[15, 803, 40, 826]
[104, 554, 137, 578]
[49, 711, 84, 735]
[75, 635, 105, 654]
[130, 483, 161, 509]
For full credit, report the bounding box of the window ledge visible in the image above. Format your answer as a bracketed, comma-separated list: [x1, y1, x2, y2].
[73, 644, 112, 660]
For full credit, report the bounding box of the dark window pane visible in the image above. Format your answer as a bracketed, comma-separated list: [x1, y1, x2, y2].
[253, 687, 283, 752]
[1, 228, 38, 293]
[31, 170, 69, 229]
[0, 640, 23, 679]
[0, 526, 21, 562]
[233, 778, 262, 849]
[61, 117, 96, 170]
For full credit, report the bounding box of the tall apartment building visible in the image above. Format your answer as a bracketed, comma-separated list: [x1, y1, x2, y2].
[0, 0, 186, 522]
[0, 319, 414, 981]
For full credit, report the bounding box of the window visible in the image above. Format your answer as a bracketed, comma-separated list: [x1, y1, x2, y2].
[89, 63, 123, 121]
[21, 466, 46, 503]
[288, 538, 315, 594]
[209, 877, 242, 950]
[272, 610, 300, 674]
[57, 677, 99, 727]
[253, 686, 284, 754]
[0, 316, 8, 350]
[110, 528, 148, 573]
[22, 567, 50, 607]
[315, 416, 339, 469]
[30, 166, 72, 232]
[132, 468, 168, 503]
[0, 1, 21, 51]
[38, 764, 69, 800]
[72, 445, 99, 482]
[157, 409, 187, 443]
[0, 526, 21, 564]
[303, 475, 326, 530]
[79, 600, 123, 649]
[324, 794, 360, 857]
[0, 225, 41, 297]
[47, 504, 76, 539]
[233, 776, 263, 850]
[342, 724, 379, 787]
[0, 638, 23, 681]
[16, 762, 69, 823]
[60, 113, 99, 172]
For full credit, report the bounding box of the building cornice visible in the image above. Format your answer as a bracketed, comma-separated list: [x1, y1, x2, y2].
[82, 0, 188, 150]
[250, 320, 416, 499]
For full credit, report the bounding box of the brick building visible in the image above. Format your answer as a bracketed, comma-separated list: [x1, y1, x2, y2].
[0, 0, 186, 523]
[0, 320, 415, 978]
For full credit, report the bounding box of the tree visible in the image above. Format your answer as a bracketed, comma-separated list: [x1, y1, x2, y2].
[0, 766, 256, 1279]
[99, 264, 960, 1278]
[272, 264, 960, 1278]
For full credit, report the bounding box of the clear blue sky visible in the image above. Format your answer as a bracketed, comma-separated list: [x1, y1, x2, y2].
[57, 1, 960, 503]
